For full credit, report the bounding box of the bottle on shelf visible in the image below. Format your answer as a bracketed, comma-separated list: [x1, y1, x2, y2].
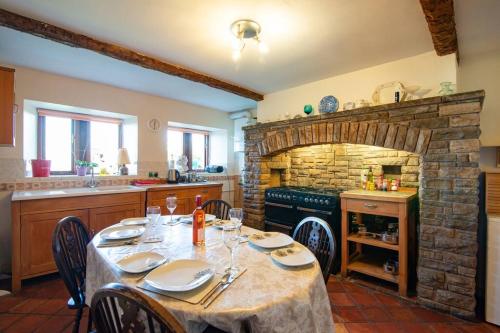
[192, 195, 206, 246]
[367, 166, 373, 183]
[360, 170, 367, 190]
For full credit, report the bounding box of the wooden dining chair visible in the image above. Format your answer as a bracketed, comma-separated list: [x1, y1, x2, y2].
[292, 216, 336, 283]
[91, 283, 186, 333]
[201, 199, 232, 220]
[52, 216, 92, 333]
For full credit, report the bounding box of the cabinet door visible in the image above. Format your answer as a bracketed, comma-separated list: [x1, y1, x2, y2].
[185, 186, 222, 212]
[89, 204, 142, 234]
[148, 198, 191, 215]
[20, 209, 89, 277]
[0, 67, 15, 146]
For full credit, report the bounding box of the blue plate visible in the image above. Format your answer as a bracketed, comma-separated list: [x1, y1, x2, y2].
[319, 96, 339, 113]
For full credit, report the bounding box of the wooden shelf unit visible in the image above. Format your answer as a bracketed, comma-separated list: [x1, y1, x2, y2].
[347, 254, 399, 284]
[347, 234, 399, 251]
[341, 189, 417, 296]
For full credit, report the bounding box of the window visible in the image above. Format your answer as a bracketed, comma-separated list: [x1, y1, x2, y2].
[37, 109, 123, 175]
[167, 128, 209, 171]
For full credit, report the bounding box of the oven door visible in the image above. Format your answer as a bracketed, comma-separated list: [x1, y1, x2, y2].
[264, 201, 295, 235]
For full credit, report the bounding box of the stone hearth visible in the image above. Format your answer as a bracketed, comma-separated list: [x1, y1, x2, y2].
[243, 91, 484, 319]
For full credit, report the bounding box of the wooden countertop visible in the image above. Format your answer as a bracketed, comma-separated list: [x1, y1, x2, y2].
[11, 182, 223, 201]
[340, 189, 418, 203]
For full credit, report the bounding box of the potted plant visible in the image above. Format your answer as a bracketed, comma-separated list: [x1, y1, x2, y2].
[75, 160, 98, 176]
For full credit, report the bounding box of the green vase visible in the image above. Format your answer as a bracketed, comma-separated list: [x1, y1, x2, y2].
[304, 104, 313, 115]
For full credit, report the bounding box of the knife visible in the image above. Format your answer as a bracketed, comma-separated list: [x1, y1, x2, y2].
[97, 240, 138, 248]
[203, 268, 247, 308]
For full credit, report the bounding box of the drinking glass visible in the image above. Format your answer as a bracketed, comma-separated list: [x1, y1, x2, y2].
[229, 208, 243, 226]
[222, 223, 241, 275]
[165, 196, 177, 225]
[145, 206, 161, 241]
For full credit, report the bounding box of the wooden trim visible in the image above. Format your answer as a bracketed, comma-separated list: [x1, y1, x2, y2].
[0, 65, 15, 72]
[37, 108, 123, 124]
[11, 201, 21, 292]
[419, 0, 458, 58]
[0, 8, 264, 101]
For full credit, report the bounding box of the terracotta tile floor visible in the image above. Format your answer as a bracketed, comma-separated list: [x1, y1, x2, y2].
[0, 274, 499, 333]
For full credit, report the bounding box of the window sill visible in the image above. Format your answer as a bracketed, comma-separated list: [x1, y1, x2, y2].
[22, 174, 138, 181]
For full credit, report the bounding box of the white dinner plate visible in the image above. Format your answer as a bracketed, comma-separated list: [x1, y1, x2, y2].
[178, 214, 216, 223]
[120, 217, 149, 226]
[270, 245, 316, 267]
[100, 225, 145, 241]
[115, 251, 167, 273]
[144, 259, 214, 292]
[248, 232, 294, 249]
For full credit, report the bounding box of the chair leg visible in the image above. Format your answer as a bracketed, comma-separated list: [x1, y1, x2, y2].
[86, 307, 93, 333]
[73, 307, 83, 333]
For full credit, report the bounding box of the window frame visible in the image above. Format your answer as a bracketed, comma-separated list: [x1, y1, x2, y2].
[36, 109, 123, 175]
[167, 127, 210, 172]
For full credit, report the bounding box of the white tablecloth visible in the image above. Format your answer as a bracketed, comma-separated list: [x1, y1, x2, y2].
[86, 219, 334, 333]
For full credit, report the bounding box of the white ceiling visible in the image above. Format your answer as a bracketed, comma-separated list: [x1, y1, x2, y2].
[455, 0, 500, 58]
[0, 0, 441, 111]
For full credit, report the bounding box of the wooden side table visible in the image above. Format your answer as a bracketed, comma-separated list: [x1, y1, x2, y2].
[340, 189, 417, 296]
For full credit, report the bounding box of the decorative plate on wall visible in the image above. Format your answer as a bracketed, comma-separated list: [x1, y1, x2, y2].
[319, 95, 339, 113]
[147, 118, 161, 132]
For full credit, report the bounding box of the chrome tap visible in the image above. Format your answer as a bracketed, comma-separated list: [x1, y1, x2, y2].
[87, 167, 98, 188]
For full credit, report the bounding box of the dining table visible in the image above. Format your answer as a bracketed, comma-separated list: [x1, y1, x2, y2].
[85, 216, 335, 333]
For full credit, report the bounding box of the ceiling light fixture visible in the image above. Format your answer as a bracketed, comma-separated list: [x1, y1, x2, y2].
[230, 19, 268, 61]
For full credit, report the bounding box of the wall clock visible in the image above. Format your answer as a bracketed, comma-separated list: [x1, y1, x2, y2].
[147, 118, 161, 133]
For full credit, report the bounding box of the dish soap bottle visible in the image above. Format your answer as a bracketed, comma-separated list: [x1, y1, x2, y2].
[192, 195, 205, 246]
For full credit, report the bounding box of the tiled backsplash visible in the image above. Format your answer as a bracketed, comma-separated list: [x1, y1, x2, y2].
[0, 158, 240, 192]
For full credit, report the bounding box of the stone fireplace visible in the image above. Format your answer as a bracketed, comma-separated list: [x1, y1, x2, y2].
[243, 91, 484, 318]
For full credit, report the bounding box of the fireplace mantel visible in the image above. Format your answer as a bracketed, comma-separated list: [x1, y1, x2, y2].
[243, 90, 485, 319]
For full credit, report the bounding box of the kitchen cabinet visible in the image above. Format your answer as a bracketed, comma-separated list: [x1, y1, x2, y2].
[146, 183, 223, 215]
[340, 189, 417, 296]
[11, 191, 145, 292]
[89, 204, 142, 233]
[0, 66, 15, 146]
[20, 209, 89, 277]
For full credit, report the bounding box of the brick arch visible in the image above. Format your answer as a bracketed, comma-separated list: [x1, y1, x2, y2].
[257, 121, 431, 157]
[243, 91, 484, 319]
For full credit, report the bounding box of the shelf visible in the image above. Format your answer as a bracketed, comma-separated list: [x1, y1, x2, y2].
[347, 234, 399, 251]
[347, 255, 399, 284]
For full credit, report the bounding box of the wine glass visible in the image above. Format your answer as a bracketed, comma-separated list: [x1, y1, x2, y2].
[229, 208, 243, 226]
[222, 223, 241, 275]
[165, 196, 177, 225]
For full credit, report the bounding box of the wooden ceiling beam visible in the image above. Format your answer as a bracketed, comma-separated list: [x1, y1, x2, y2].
[419, 0, 458, 58]
[0, 8, 264, 101]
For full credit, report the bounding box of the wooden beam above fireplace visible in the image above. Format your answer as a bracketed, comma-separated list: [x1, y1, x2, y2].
[419, 0, 458, 58]
[0, 8, 264, 101]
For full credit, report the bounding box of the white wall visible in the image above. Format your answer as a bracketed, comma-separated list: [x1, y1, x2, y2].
[257, 51, 457, 121]
[0, 65, 237, 274]
[0, 65, 236, 174]
[457, 49, 500, 147]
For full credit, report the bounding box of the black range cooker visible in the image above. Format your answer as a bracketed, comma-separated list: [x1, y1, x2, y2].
[264, 186, 342, 273]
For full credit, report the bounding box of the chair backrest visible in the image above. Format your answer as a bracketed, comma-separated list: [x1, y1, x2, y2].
[201, 199, 232, 220]
[292, 217, 336, 282]
[91, 283, 186, 333]
[52, 216, 91, 306]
